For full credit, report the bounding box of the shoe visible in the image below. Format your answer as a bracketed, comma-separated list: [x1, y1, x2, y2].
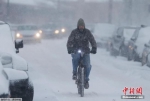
[72, 74, 77, 80]
[84, 81, 89, 89]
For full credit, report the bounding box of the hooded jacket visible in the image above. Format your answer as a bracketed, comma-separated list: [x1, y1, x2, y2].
[67, 18, 97, 54]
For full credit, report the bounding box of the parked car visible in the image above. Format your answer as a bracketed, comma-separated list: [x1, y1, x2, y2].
[127, 27, 141, 60]
[141, 41, 150, 66]
[93, 23, 118, 49]
[119, 27, 138, 57]
[128, 26, 149, 62]
[109, 27, 125, 56]
[0, 21, 34, 101]
[15, 25, 42, 43]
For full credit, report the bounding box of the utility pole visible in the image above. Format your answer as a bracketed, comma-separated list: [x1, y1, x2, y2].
[6, 0, 10, 22]
[108, 0, 113, 23]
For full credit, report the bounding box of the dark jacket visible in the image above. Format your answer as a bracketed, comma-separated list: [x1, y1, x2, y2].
[67, 18, 97, 54]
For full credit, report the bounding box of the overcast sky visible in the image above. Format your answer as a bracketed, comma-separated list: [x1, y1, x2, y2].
[9, 0, 122, 6]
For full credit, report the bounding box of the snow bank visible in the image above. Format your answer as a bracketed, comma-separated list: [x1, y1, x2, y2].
[135, 27, 150, 56]
[0, 63, 9, 94]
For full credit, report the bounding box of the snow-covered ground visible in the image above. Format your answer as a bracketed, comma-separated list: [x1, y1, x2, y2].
[19, 38, 150, 101]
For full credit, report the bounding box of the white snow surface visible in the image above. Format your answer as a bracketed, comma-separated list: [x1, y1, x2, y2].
[135, 27, 150, 57]
[18, 38, 150, 101]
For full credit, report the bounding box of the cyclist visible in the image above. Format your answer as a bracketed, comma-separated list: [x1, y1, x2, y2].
[67, 18, 97, 89]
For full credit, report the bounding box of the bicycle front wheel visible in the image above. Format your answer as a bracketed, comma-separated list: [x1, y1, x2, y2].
[80, 67, 84, 97]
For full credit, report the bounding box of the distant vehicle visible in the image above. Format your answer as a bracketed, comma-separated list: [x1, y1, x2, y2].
[41, 23, 70, 39]
[0, 21, 34, 101]
[127, 26, 149, 62]
[15, 25, 42, 43]
[41, 23, 56, 38]
[52, 25, 69, 38]
[93, 23, 118, 49]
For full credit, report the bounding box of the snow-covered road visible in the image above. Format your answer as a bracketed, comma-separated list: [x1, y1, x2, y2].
[19, 38, 150, 101]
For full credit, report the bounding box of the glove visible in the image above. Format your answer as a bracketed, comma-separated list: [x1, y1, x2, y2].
[68, 48, 74, 54]
[90, 47, 97, 54]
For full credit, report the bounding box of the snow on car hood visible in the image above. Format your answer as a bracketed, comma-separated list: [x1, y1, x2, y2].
[17, 30, 39, 36]
[0, 52, 28, 71]
[94, 23, 118, 39]
[136, 27, 150, 56]
[3, 68, 28, 80]
[0, 24, 15, 54]
[12, 54, 28, 71]
[0, 63, 9, 95]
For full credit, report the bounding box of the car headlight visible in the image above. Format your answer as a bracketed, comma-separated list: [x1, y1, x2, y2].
[36, 33, 41, 37]
[129, 45, 133, 50]
[39, 30, 42, 34]
[61, 28, 65, 33]
[16, 33, 21, 38]
[55, 30, 59, 34]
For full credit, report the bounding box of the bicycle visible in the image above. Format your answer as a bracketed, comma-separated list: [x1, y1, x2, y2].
[75, 49, 86, 97]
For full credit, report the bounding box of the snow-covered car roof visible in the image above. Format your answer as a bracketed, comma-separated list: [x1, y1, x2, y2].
[135, 27, 150, 54]
[94, 23, 118, 38]
[0, 23, 15, 54]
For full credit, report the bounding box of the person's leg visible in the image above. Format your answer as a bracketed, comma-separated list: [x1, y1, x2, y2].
[71, 53, 80, 75]
[82, 54, 91, 82]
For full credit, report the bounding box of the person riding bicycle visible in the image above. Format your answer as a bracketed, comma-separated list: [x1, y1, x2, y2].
[67, 18, 97, 89]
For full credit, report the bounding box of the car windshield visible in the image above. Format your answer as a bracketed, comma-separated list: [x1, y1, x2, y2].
[131, 28, 141, 40]
[17, 26, 38, 30]
[123, 29, 136, 41]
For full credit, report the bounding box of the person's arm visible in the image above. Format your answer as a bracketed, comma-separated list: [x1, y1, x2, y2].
[88, 30, 97, 54]
[67, 30, 74, 53]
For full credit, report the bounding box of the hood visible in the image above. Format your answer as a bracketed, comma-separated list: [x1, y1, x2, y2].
[0, 52, 28, 71]
[17, 30, 39, 36]
[77, 18, 85, 28]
